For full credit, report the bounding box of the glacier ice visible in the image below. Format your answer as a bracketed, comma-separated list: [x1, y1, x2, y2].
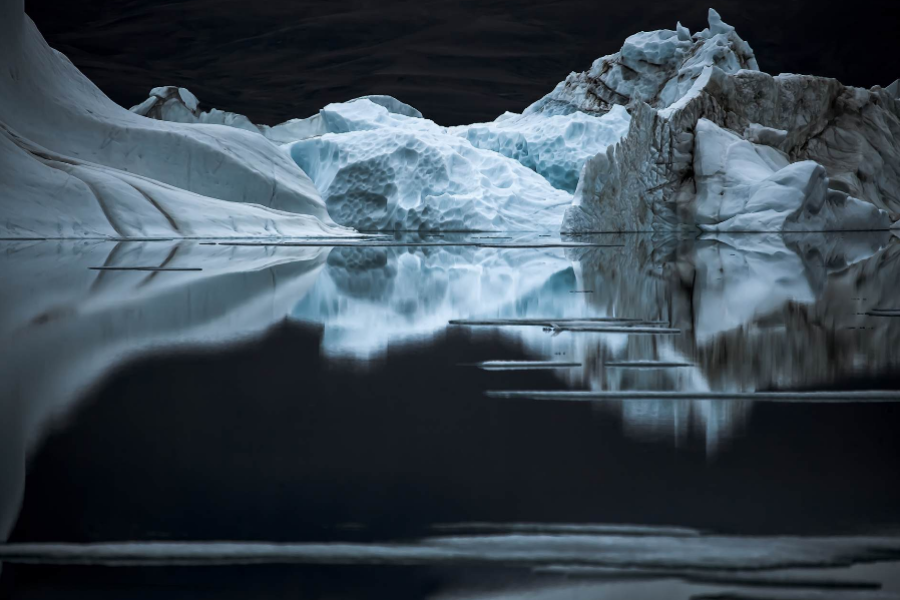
[0, 2, 350, 239]
[136, 86, 630, 201]
[525, 9, 758, 117]
[449, 105, 631, 193]
[562, 65, 900, 232]
[692, 119, 891, 232]
[132, 92, 577, 231]
[5, 0, 899, 237]
[287, 101, 572, 231]
[525, 9, 899, 233]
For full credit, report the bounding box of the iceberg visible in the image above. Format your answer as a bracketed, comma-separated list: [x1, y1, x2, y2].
[559, 11, 900, 233]
[286, 101, 572, 231]
[129, 88, 425, 144]
[0, 1, 350, 239]
[134, 93, 576, 231]
[6, 1, 897, 236]
[525, 9, 759, 117]
[129, 86, 262, 134]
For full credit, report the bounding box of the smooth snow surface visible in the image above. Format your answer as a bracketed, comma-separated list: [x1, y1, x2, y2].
[693, 119, 891, 232]
[0, 4, 349, 239]
[287, 101, 572, 231]
[450, 105, 631, 193]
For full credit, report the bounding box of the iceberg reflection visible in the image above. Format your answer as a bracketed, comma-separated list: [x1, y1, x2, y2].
[0, 240, 329, 538]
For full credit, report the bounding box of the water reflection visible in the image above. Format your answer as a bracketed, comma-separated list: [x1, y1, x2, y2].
[290, 231, 900, 453]
[1, 232, 899, 540]
[0, 240, 329, 538]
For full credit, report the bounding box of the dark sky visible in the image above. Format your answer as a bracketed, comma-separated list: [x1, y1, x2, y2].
[25, 0, 900, 125]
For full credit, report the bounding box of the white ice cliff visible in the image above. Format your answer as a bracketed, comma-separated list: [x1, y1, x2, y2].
[0, 0, 350, 239]
[559, 10, 900, 233]
[692, 119, 891, 232]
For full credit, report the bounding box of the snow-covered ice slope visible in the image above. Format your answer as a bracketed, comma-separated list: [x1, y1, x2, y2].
[287, 101, 572, 231]
[449, 106, 631, 193]
[0, 124, 348, 239]
[0, 1, 350, 239]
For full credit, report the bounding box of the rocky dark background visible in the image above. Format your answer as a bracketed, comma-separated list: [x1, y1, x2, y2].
[26, 0, 900, 125]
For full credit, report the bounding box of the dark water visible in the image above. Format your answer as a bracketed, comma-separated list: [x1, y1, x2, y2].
[1, 233, 899, 599]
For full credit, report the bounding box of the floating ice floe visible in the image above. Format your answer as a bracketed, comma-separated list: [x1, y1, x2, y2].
[0, 4, 350, 239]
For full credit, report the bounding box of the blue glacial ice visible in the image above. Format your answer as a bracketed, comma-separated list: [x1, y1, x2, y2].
[286, 101, 574, 231]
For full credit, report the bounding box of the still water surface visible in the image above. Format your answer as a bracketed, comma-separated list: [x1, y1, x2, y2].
[1, 232, 899, 598]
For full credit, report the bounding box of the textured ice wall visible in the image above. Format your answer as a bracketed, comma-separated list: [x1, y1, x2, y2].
[287, 108, 573, 231]
[449, 106, 631, 193]
[563, 66, 900, 232]
[692, 119, 891, 232]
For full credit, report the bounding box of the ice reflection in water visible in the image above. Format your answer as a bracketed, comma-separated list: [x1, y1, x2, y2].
[2, 231, 900, 539]
[292, 231, 900, 454]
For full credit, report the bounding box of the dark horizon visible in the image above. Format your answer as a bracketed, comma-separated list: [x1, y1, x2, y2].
[26, 0, 900, 126]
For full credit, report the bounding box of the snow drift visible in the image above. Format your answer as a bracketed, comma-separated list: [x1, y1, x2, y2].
[0, 0, 350, 239]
